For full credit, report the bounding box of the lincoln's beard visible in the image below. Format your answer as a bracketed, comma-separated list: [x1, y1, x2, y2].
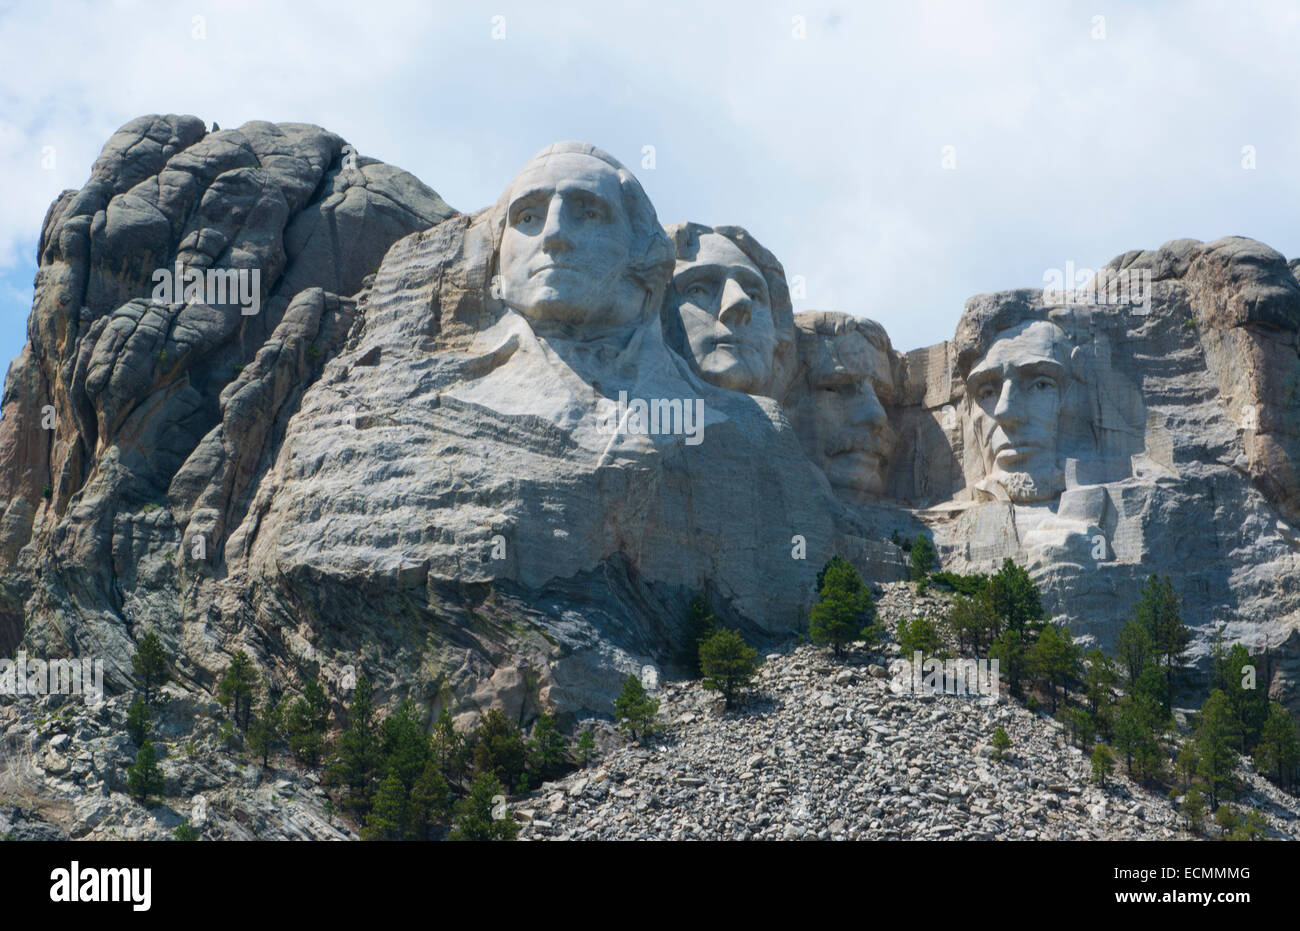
[979, 467, 1064, 504]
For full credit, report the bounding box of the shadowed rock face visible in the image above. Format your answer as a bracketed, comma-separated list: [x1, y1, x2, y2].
[1, 114, 454, 671]
[1, 118, 1298, 726]
[782, 311, 900, 501]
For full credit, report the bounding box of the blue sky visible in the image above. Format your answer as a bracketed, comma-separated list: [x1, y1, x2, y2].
[2, 0, 1300, 374]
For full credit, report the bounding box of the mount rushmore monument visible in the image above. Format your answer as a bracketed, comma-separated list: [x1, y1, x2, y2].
[0, 115, 1297, 725]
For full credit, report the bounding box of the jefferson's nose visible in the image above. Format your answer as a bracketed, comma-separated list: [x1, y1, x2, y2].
[718, 277, 752, 328]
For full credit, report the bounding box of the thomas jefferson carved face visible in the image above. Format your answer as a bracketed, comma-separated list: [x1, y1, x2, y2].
[966, 320, 1071, 502]
[669, 233, 777, 393]
[498, 151, 643, 327]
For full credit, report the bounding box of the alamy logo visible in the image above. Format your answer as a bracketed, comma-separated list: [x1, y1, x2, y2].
[599, 390, 706, 446]
[151, 262, 262, 316]
[0, 651, 103, 705]
[1042, 261, 1151, 313]
[49, 861, 151, 911]
[891, 652, 1000, 705]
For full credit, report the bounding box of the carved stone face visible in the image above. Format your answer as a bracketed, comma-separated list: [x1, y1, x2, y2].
[498, 152, 640, 326]
[966, 320, 1070, 502]
[669, 233, 777, 393]
[789, 318, 897, 497]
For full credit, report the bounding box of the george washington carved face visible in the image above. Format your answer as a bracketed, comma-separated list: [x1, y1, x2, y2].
[495, 143, 671, 332]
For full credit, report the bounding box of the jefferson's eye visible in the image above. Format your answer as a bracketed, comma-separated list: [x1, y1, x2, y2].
[1033, 377, 1056, 391]
[687, 283, 711, 298]
[584, 208, 600, 220]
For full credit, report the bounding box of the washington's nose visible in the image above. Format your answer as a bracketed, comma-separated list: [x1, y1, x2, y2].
[718, 277, 752, 328]
[540, 196, 573, 253]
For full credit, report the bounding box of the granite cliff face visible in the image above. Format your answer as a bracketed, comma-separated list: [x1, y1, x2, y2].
[1, 116, 1298, 729]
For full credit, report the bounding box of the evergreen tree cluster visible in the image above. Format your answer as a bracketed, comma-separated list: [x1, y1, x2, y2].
[324, 675, 593, 841]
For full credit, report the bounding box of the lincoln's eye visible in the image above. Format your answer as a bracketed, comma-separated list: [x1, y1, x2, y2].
[978, 383, 997, 401]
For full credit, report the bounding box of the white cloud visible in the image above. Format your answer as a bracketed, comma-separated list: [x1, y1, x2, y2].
[1, 0, 1299, 370]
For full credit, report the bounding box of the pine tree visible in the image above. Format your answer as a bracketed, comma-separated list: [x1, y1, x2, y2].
[1114, 692, 1169, 782]
[247, 696, 282, 769]
[896, 615, 946, 663]
[126, 739, 165, 805]
[131, 632, 169, 707]
[526, 713, 570, 784]
[1132, 574, 1191, 709]
[574, 727, 597, 767]
[613, 674, 659, 741]
[1213, 804, 1241, 839]
[1194, 690, 1239, 809]
[1255, 702, 1300, 791]
[172, 818, 200, 841]
[430, 705, 470, 788]
[809, 556, 877, 657]
[990, 629, 1029, 699]
[1027, 623, 1081, 713]
[991, 726, 1011, 761]
[909, 534, 936, 582]
[362, 770, 409, 841]
[985, 560, 1043, 699]
[1116, 619, 1154, 691]
[677, 595, 717, 676]
[1181, 787, 1206, 834]
[326, 674, 381, 816]
[949, 589, 1000, 654]
[411, 760, 455, 837]
[126, 695, 152, 746]
[217, 650, 257, 732]
[698, 628, 760, 709]
[1090, 743, 1114, 786]
[471, 708, 528, 789]
[1232, 809, 1268, 841]
[449, 773, 517, 841]
[283, 677, 331, 765]
[1219, 643, 1268, 752]
[988, 558, 1042, 634]
[1083, 649, 1117, 714]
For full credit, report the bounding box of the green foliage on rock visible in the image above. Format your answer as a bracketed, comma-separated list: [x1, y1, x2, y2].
[613, 674, 659, 741]
[809, 556, 879, 657]
[698, 628, 760, 709]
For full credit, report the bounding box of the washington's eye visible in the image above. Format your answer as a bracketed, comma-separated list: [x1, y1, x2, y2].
[517, 210, 537, 225]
